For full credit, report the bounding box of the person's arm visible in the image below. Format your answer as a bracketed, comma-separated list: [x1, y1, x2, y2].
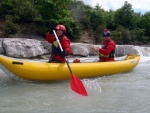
[46, 32, 56, 43]
[61, 37, 71, 56]
[99, 42, 115, 55]
[92, 47, 99, 54]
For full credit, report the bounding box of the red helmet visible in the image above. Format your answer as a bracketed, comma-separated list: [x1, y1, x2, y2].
[56, 25, 66, 32]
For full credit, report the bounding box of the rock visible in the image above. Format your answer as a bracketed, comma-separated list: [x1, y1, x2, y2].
[71, 43, 90, 57]
[0, 39, 4, 54]
[41, 41, 52, 53]
[2, 38, 49, 58]
[0, 38, 140, 58]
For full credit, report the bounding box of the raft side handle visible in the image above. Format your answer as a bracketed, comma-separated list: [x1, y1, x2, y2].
[12, 61, 24, 65]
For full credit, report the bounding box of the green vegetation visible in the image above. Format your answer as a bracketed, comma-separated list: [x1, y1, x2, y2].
[0, 0, 150, 44]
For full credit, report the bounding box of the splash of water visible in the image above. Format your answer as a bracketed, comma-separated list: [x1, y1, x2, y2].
[115, 45, 150, 57]
[82, 79, 101, 93]
[134, 46, 150, 57]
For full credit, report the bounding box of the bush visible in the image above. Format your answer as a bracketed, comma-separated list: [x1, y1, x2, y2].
[140, 36, 149, 43]
[3, 20, 19, 35]
[111, 31, 122, 44]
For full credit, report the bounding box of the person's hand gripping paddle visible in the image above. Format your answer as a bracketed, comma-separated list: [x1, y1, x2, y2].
[53, 30, 88, 96]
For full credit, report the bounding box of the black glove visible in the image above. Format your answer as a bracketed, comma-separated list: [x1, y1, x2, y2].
[49, 26, 56, 34]
[61, 51, 68, 57]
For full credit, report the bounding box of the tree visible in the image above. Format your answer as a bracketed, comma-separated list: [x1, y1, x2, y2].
[114, 1, 134, 29]
[34, 0, 80, 39]
[104, 10, 116, 30]
[31, 0, 34, 11]
[140, 12, 150, 36]
[89, 4, 105, 30]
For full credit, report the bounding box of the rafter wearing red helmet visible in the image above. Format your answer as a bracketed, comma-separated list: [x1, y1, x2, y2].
[95, 29, 116, 62]
[46, 25, 71, 63]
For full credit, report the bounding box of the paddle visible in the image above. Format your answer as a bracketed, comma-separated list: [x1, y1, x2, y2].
[53, 30, 88, 96]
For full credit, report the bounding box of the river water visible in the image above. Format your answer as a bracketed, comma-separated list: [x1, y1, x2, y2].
[0, 46, 150, 113]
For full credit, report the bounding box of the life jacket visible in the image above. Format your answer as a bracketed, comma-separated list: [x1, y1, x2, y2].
[100, 41, 115, 58]
[51, 37, 63, 55]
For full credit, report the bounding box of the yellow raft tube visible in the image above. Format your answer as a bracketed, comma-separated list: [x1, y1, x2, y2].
[0, 54, 140, 81]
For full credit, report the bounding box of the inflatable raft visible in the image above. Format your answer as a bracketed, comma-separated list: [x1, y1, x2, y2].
[0, 54, 140, 81]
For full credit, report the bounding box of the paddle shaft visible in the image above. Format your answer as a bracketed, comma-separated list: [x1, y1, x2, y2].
[53, 30, 63, 51]
[53, 30, 88, 96]
[53, 30, 72, 73]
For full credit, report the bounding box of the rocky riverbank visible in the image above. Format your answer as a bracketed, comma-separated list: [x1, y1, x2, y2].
[0, 38, 139, 59]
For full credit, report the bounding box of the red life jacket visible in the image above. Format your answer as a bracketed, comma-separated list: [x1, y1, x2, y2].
[99, 39, 116, 62]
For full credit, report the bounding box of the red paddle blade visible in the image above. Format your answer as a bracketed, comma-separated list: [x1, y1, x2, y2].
[70, 73, 88, 96]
